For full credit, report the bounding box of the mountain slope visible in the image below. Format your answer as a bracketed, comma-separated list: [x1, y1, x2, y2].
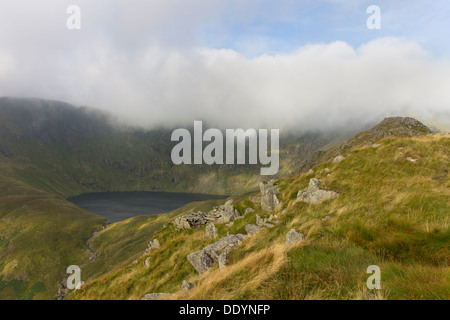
[0, 97, 353, 299]
[0, 168, 106, 299]
[1, 97, 447, 300]
[0, 97, 348, 196]
[68, 123, 449, 300]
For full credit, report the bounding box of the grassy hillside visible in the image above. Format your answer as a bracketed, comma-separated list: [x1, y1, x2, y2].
[0, 97, 344, 299]
[1, 97, 447, 300]
[69, 133, 449, 300]
[0, 97, 344, 197]
[0, 164, 107, 299]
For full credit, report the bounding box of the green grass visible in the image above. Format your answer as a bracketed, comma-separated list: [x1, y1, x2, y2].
[68, 134, 449, 300]
[1, 104, 448, 301]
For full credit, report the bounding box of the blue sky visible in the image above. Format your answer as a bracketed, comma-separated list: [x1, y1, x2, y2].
[201, 0, 450, 57]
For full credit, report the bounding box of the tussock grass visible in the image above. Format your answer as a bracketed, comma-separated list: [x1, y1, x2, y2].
[68, 134, 449, 300]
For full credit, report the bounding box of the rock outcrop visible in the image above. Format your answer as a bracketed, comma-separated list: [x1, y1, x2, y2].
[174, 200, 241, 230]
[286, 229, 304, 245]
[218, 252, 227, 269]
[293, 117, 431, 174]
[256, 214, 275, 228]
[332, 155, 345, 163]
[173, 211, 215, 230]
[205, 222, 218, 239]
[208, 200, 242, 224]
[187, 234, 245, 274]
[297, 178, 338, 204]
[186, 250, 214, 275]
[259, 180, 282, 211]
[145, 239, 160, 253]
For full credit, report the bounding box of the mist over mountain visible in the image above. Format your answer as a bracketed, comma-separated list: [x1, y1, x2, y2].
[1, 2, 449, 131]
[2, 39, 450, 132]
[1, 97, 361, 196]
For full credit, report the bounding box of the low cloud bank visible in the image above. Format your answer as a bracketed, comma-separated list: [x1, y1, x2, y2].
[1, 38, 449, 131]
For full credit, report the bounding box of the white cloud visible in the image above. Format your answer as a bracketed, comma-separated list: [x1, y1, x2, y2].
[7, 37, 449, 131]
[0, 1, 449, 131]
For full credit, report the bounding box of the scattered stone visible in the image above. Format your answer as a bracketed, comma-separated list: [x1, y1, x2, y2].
[255, 214, 275, 228]
[206, 200, 242, 224]
[324, 168, 331, 173]
[187, 234, 244, 274]
[297, 178, 338, 204]
[406, 157, 418, 163]
[372, 143, 381, 148]
[173, 200, 242, 230]
[333, 155, 346, 163]
[206, 233, 244, 253]
[205, 222, 218, 239]
[226, 222, 234, 228]
[142, 293, 173, 300]
[259, 180, 283, 211]
[256, 215, 264, 227]
[322, 216, 332, 221]
[309, 178, 321, 189]
[244, 208, 255, 215]
[286, 229, 305, 245]
[144, 257, 151, 268]
[307, 169, 314, 175]
[245, 224, 262, 235]
[173, 211, 212, 230]
[181, 280, 194, 293]
[187, 250, 214, 275]
[145, 239, 160, 253]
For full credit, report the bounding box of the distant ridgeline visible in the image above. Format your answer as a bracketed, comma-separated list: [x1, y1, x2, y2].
[0, 97, 351, 196]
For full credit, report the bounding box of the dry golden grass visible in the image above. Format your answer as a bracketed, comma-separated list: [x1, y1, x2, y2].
[69, 134, 449, 300]
[177, 242, 291, 300]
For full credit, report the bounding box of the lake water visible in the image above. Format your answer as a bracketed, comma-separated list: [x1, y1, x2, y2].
[68, 191, 228, 223]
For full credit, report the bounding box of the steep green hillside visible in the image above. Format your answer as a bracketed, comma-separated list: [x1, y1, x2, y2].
[69, 132, 449, 300]
[0, 97, 346, 299]
[0, 166, 107, 299]
[0, 97, 343, 197]
[1, 97, 447, 300]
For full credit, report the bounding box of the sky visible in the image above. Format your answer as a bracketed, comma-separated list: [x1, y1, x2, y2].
[0, 0, 449, 131]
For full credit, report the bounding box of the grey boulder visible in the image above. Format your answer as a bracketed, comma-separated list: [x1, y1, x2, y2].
[286, 229, 304, 245]
[259, 180, 283, 211]
[297, 178, 338, 204]
[187, 234, 244, 274]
